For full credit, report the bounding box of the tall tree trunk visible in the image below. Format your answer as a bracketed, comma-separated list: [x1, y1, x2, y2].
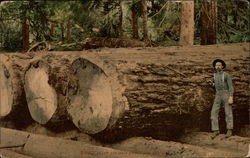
[66, 22, 72, 41]
[118, 0, 124, 38]
[142, 0, 149, 41]
[22, 17, 29, 52]
[131, 3, 139, 39]
[179, 0, 194, 46]
[201, 0, 217, 45]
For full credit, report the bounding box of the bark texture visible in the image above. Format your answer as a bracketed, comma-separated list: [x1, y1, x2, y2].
[201, 0, 217, 45]
[180, 0, 194, 46]
[131, 1, 139, 39]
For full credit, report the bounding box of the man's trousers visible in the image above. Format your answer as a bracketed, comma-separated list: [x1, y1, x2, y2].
[210, 90, 233, 131]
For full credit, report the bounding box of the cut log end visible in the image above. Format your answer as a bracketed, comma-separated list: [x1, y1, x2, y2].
[68, 58, 113, 134]
[24, 61, 57, 124]
[0, 63, 13, 117]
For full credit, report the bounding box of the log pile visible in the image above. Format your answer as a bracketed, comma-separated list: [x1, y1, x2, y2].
[0, 127, 154, 158]
[1, 128, 249, 158]
[108, 135, 249, 157]
[0, 43, 249, 141]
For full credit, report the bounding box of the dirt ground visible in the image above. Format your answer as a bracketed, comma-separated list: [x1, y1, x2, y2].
[0, 43, 249, 157]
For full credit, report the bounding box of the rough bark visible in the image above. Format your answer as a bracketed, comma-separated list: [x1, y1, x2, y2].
[0, 43, 249, 141]
[201, 0, 217, 45]
[131, 4, 139, 39]
[179, 0, 194, 46]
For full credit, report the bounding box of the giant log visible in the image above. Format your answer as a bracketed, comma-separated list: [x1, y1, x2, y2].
[1, 43, 249, 141]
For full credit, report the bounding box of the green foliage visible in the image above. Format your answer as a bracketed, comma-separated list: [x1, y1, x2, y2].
[149, 1, 181, 44]
[0, 2, 22, 51]
[217, 0, 249, 43]
[2, 30, 22, 51]
[0, 0, 249, 51]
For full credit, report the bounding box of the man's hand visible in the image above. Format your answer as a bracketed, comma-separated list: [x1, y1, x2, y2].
[207, 79, 214, 86]
[228, 96, 233, 104]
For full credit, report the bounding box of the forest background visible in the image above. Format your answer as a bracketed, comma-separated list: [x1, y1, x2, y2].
[0, 0, 249, 52]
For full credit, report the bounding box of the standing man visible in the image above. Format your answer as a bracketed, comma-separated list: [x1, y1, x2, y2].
[210, 59, 234, 139]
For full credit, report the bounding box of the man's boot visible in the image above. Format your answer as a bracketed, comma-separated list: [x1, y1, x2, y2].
[211, 130, 219, 139]
[225, 129, 232, 138]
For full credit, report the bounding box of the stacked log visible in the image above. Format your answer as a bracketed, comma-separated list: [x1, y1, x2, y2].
[0, 55, 33, 128]
[68, 58, 113, 134]
[0, 127, 155, 158]
[0, 43, 249, 141]
[0, 62, 12, 117]
[23, 55, 79, 131]
[24, 60, 58, 124]
[108, 136, 249, 157]
[1, 127, 249, 158]
[0, 149, 33, 158]
[21, 54, 125, 133]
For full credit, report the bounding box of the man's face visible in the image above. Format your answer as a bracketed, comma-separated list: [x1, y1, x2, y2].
[215, 62, 223, 72]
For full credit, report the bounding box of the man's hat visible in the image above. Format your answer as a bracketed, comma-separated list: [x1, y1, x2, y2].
[212, 59, 226, 69]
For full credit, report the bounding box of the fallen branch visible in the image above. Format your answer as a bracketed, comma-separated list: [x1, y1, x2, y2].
[27, 41, 51, 53]
[165, 65, 187, 77]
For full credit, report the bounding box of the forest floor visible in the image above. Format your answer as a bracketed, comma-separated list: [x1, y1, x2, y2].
[0, 42, 249, 158]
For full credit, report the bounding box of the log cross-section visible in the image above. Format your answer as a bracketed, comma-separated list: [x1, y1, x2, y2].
[24, 61, 57, 124]
[68, 58, 113, 134]
[0, 62, 13, 117]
